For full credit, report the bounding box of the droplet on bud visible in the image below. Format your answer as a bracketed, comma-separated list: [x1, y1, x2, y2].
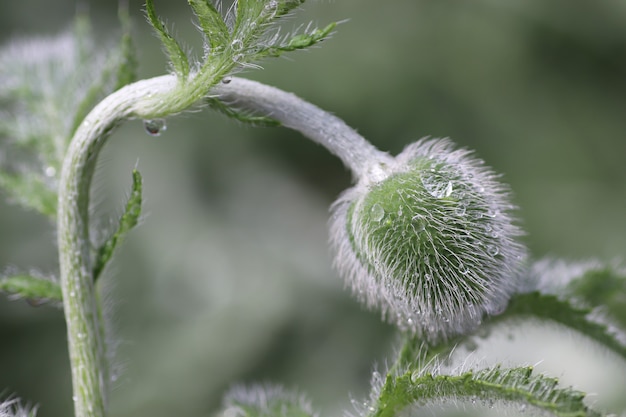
[143, 118, 167, 137]
[370, 203, 385, 222]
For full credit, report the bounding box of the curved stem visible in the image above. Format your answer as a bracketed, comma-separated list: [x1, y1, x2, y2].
[211, 77, 394, 180]
[58, 74, 387, 417]
[58, 74, 177, 417]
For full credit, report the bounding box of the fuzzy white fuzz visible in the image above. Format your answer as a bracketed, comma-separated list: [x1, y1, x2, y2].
[330, 138, 527, 342]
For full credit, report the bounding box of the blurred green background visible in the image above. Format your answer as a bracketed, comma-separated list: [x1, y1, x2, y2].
[1, 0, 626, 416]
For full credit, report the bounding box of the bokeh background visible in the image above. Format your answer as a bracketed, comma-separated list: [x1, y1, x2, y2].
[1, 1, 626, 416]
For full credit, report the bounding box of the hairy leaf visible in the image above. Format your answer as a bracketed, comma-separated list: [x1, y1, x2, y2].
[567, 266, 626, 329]
[189, 0, 230, 51]
[0, 16, 139, 217]
[0, 274, 62, 304]
[93, 169, 143, 280]
[0, 172, 57, 218]
[114, 3, 138, 90]
[497, 291, 626, 361]
[206, 95, 281, 127]
[146, 0, 190, 79]
[372, 366, 601, 417]
[263, 22, 337, 57]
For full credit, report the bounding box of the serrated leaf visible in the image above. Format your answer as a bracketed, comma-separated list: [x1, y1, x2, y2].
[0, 17, 140, 217]
[0, 274, 62, 304]
[206, 95, 281, 127]
[93, 169, 142, 280]
[146, 0, 190, 79]
[189, 0, 230, 51]
[255, 22, 337, 60]
[373, 366, 601, 417]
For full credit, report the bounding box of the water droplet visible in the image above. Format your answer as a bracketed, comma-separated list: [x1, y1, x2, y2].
[421, 170, 454, 199]
[425, 273, 432, 281]
[232, 53, 244, 63]
[370, 203, 385, 222]
[412, 215, 426, 232]
[77, 332, 86, 340]
[143, 119, 166, 136]
[487, 244, 499, 256]
[45, 166, 56, 177]
[455, 205, 466, 216]
[230, 39, 244, 51]
[72, 396, 78, 402]
[69, 291, 76, 298]
[221, 76, 232, 84]
[397, 205, 403, 217]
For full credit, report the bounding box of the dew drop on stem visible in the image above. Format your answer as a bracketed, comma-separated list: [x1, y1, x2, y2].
[143, 118, 167, 137]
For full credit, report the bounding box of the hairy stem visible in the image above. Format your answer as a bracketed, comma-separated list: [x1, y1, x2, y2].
[58, 74, 387, 417]
[211, 77, 394, 179]
[58, 74, 177, 417]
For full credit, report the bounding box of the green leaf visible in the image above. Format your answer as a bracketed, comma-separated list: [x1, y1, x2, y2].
[286, 23, 336, 52]
[253, 22, 337, 61]
[373, 366, 601, 417]
[145, 0, 190, 79]
[206, 95, 281, 127]
[188, 0, 230, 51]
[93, 169, 143, 280]
[275, 0, 307, 17]
[496, 291, 626, 361]
[0, 274, 62, 304]
[114, 3, 138, 90]
[568, 266, 626, 329]
[0, 172, 57, 218]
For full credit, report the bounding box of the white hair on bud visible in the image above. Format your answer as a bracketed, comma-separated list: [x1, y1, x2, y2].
[330, 138, 527, 342]
[221, 384, 317, 417]
[0, 398, 36, 417]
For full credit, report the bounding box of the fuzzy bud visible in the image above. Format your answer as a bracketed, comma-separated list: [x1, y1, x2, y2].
[220, 385, 316, 417]
[330, 138, 527, 342]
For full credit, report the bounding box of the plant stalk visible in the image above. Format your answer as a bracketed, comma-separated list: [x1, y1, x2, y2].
[57, 75, 176, 417]
[211, 77, 394, 180]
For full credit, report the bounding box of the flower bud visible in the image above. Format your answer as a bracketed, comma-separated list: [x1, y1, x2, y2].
[220, 385, 316, 417]
[330, 138, 527, 341]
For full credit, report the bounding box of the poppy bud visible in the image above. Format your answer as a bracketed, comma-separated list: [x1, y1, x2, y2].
[330, 138, 526, 342]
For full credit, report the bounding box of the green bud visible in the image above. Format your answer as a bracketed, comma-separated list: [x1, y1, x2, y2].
[330, 138, 527, 341]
